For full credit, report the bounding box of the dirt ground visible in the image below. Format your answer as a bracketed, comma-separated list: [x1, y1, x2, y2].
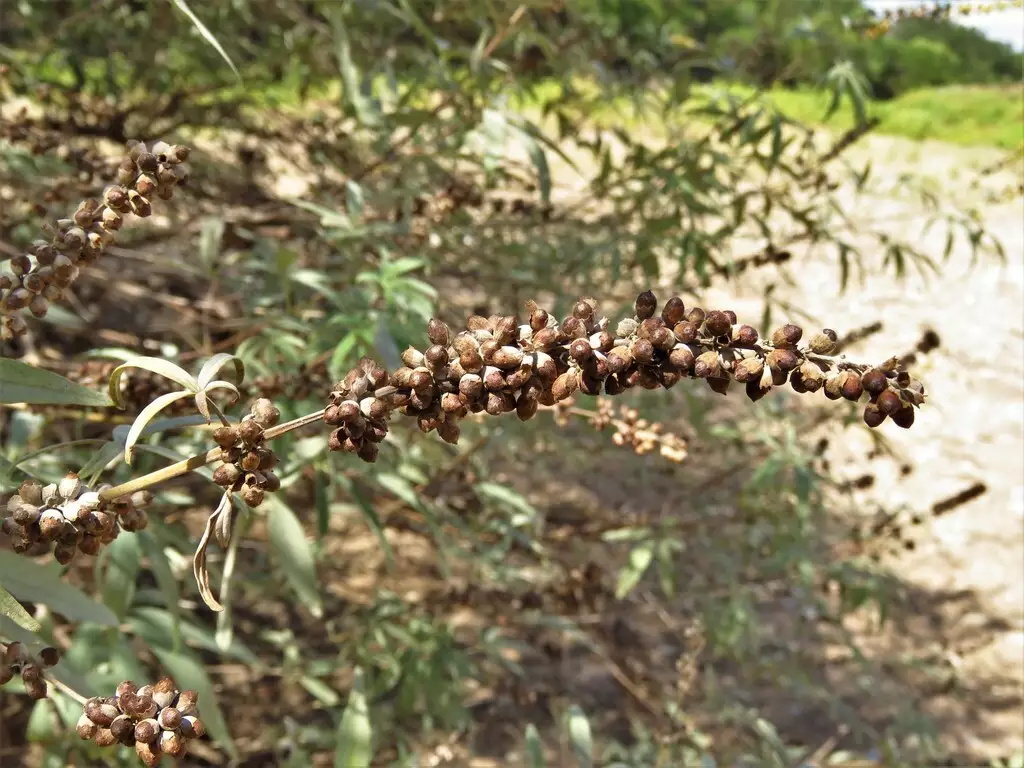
[710, 134, 1024, 762]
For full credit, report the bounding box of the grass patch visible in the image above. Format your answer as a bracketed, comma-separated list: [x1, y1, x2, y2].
[759, 84, 1023, 150]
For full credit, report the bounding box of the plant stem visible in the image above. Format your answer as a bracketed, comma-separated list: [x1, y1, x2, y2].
[48, 675, 88, 706]
[98, 410, 325, 501]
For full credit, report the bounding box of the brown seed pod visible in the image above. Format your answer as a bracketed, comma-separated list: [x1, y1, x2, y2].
[39, 647, 60, 668]
[606, 347, 633, 374]
[863, 403, 886, 428]
[85, 698, 119, 728]
[94, 728, 117, 748]
[693, 351, 721, 379]
[76, 713, 98, 740]
[630, 338, 654, 364]
[823, 374, 843, 400]
[135, 740, 162, 768]
[808, 329, 838, 354]
[551, 371, 578, 402]
[771, 323, 803, 348]
[650, 327, 675, 352]
[703, 310, 732, 337]
[732, 356, 764, 383]
[796, 361, 825, 392]
[745, 378, 768, 402]
[861, 368, 888, 395]
[839, 371, 864, 401]
[661, 296, 686, 325]
[892, 403, 916, 429]
[427, 318, 451, 346]
[250, 398, 281, 427]
[672, 321, 699, 344]
[180, 715, 205, 739]
[634, 291, 658, 320]
[668, 344, 696, 373]
[766, 348, 799, 373]
[160, 729, 187, 757]
[569, 338, 592, 362]
[237, 420, 263, 445]
[731, 325, 759, 346]
[876, 389, 903, 416]
[572, 299, 595, 321]
[707, 376, 730, 396]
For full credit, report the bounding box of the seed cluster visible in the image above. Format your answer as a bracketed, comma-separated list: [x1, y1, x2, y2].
[583, 400, 689, 462]
[2, 475, 150, 564]
[0, 140, 191, 341]
[211, 399, 282, 508]
[324, 292, 925, 461]
[0, 642, 61, 699]
[77, 679, 204, 766]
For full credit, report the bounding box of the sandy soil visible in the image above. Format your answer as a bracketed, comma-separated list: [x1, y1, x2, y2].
[708, 134, 1024, 761]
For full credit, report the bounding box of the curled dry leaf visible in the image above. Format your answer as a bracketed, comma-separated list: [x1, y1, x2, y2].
[192, 494, 232, 612]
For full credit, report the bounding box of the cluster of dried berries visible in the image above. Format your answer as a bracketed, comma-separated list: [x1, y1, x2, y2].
[0, 642, 60, 699]
[77, 679, 204, 766]
[324, 359, 392, 463]
[576, 400, 689, 462]
[0, 139, 190, 341]
[2, 475, 150, 564]
[323, 292, 925, 461]
[211, 399, 282, 508]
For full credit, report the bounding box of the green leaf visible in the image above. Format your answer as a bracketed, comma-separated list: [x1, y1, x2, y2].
[566, 705, 593, 768]
[525, 724, 546, 768]
[0, 583, 41, 633]
[0, 358, 112, 407]
[266, 498, 323, 618]
[0, 551, 116, 625]
[130, 606, 258, 665]
[335, 475, 393, 564]
[513, 126, 552, 205]
[335, 667, 373, 768]
[108, 357, 197, 409]
[99, 534, 141, 621]
[475, 481, 538, 525]
[615, 541, 655, 599]
[138, 533, 182, 651]
[169, 0, 240, 79]
[154, 647, 237, 758]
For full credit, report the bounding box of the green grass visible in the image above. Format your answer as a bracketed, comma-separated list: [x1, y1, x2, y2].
[759, 83, 1023, 150]
[512, 78, 1022, 150]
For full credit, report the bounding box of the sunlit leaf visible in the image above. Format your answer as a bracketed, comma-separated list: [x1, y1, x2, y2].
[334, 667, 373, 768]
[169, 0, 240, 79]
[266, 497, 323, 618]
[124, 390, 194, 466]
[566, 705, 593, 768]
[0, 583, 41, 633]
[108, 357, 197, 409]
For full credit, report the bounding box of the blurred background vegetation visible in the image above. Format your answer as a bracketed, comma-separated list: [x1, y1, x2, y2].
[0, 1, 1020, 766]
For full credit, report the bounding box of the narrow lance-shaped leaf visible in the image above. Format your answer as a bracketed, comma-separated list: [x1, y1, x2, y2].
[266, 497, 323, 618]
[334, 667, 373, 768]
[0, 583, 41, 633]
[0, 358, 112, 407]
[566, 705, 594, 768]
[108, 357, 197, 409]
